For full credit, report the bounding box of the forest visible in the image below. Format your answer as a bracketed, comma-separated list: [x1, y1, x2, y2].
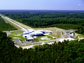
[0, 10, 84, 63]
[1, 10, 84, 34]
[0, 31, 84, 63]
[0, 10, 84, 29]
[0, 17, 16, 31]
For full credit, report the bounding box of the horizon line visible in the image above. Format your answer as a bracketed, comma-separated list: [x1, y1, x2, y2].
[0, 9, 84, 11]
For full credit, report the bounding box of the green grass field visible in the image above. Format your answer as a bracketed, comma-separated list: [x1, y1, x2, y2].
[9, 30, 25, 41]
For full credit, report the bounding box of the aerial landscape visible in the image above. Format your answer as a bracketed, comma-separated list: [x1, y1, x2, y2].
[0, 0, 84, 63]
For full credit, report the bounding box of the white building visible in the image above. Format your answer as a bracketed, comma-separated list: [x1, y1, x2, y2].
[23, 29, 51, 41]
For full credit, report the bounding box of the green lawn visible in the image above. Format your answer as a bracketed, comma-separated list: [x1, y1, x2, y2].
[33, 35, 55, 42]
[9, 30, 25, 41]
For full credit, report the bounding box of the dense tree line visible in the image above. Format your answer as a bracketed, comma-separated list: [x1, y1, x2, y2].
[0, 10, 84, 29]
[0, 10, 84, 34]
[0, 17, 16, 31]
[76, 26, 84, 34]
[0, 31, 84, 63]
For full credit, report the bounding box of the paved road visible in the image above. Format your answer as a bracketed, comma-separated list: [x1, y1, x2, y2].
[0, 14, 81, 49]
[0, 14, 32, 31]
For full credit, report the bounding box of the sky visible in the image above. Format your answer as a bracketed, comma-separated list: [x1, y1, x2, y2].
[0, 0, 84, 10]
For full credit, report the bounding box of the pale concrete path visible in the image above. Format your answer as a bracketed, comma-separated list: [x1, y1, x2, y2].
[0, 14, 32, 31]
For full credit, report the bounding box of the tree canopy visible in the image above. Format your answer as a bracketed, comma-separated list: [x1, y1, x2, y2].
[0, 31, 84, 63]
[0, 17, 16, 31]
[0, 10, 84, 29]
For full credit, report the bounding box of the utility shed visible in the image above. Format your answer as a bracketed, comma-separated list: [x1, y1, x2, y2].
[24, 35, 34, 41]
[63, 30, 75, 38]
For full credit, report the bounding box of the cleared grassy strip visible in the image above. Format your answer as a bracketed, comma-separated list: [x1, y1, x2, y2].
[75, 33, 84, 39]
[50, 24, 81, 29]
[0, 17, 16, 31]
[2, 16, 22, 30]
[14, 20, 32, 29]
[1, 15, 84, 43]
[2, 18, 21, 30]
[0, 15, 32, 30]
